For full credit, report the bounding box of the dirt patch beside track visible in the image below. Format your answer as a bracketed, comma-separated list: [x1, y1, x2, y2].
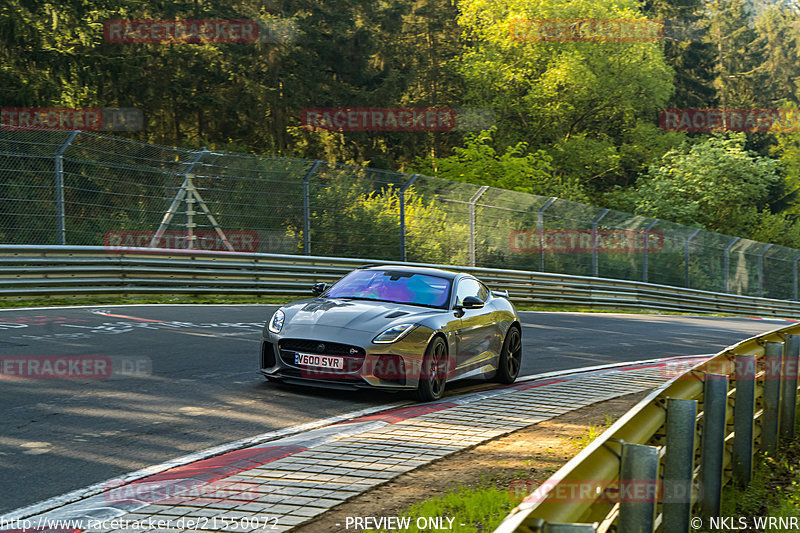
[293, 391, 649, 532]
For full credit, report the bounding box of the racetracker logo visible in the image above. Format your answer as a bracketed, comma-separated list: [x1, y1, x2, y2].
[509, 18, 663, 43]
[1, 107, 143, 131]
[104, 230, 259, 252]
[509, 229, 664, 254]
[659, 108, 800, 132]
[104, 19, 259, 43]
[302, 107, 457, 132]
[0, 356, 151, 379]
[511, 478, 693, 504]
[104, 479, 259, 505]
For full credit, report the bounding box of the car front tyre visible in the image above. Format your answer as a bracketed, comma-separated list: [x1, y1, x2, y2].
[495, 325, 522, 384]
[415, 336, 448, 402]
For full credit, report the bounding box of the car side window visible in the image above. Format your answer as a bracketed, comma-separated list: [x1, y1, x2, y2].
[455, 278, 489, 306]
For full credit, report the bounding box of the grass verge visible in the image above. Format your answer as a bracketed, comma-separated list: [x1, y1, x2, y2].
[368, 478, 523, 533]
[364, 412, 623, 533]
[719, 420, 800, 531]
[0, 294, 289, 308]
[0, 294, 732, 316]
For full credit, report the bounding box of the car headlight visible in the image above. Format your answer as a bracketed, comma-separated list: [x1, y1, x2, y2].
[268, 309, 285, 334]
[373, 324, 417, 344]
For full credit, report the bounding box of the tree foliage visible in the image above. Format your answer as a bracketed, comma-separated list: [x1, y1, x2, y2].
[7, 0, 800, 249]
[615, 134, 782, 238]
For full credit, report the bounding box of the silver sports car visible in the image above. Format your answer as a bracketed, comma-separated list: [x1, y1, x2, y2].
[260, 265, 522, 401]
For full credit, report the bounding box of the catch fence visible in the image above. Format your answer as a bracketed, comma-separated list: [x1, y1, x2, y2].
[1, 127, 798, 300]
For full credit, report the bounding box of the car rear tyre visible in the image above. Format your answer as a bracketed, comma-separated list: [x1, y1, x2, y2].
[495, 325, 522, 384]
[415, 336, 448, 402]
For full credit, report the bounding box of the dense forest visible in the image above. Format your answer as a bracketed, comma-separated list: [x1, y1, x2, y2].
[5, 0, 800, 247]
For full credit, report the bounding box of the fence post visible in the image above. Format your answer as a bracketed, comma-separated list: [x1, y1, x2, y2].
[794, 254, 800, 300]
[758, 244, 773, 298]
[700, 373, 728, 518]
[302, 161, 323, 256]
[662, 398, 697, 532]
[724, 237, 740, 293]
[685, 228, 702, 288]
[54, 130, 80, 245]
[618, 443, 659, 533]
[761, 341, 783, 454]
[780, 335, 800, 441]
[537, 197, 557, 272]
[591, 209, 610, 277]
[733, 354, 756, 486]
[468, 186, 489, 267]
[399, 174, 419, 262]
[642, 219, 658, 283]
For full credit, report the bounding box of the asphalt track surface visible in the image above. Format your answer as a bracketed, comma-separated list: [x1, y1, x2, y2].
[0, 304, 787, 514]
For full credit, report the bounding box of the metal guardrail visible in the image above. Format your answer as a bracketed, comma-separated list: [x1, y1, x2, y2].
[1, 245, 800, 318]
[1, 245, 800, 317]
[494, 322, 800, 533]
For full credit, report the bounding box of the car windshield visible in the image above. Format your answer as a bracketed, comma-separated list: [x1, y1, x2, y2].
[326, 270, 451, 309]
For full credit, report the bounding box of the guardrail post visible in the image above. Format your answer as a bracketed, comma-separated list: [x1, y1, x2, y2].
[780, 335, 800, 441]
[762, 341, 784, 454]
[537, 198, 557, 272]
[468, 186, 489, 267]
[399, 174, 419, 262]
[724, 237, 740, 293]
[591, 209, 610, 277]
[758, 244, 773, 298]
[663, 398, 697, 532]
[642, 219, 659, 283]
[54, 130, 80, 245]
[685, 228, 702, 288]
[618, 443, 659, 533]
[700, 373, 728, 518]
[302, 161, 323, 256]
[733, 355, 756, 486]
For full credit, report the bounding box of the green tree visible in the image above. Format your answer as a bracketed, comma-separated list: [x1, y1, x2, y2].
[454, 0, 675, 194]
[413, 128, 574, 198]
[613, 133, 782, 237]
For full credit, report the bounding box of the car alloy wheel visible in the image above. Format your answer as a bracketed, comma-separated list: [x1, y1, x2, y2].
[415, 336, 448, 402]
[495, 325, 522, 384]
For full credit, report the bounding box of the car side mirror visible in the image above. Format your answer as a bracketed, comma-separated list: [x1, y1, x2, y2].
[312, 282, 327, 296]
[459, 296, 484, 310]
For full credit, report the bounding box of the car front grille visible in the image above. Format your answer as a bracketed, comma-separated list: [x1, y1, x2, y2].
[278, 338, 366, 374]
[278, 339, 365, 357]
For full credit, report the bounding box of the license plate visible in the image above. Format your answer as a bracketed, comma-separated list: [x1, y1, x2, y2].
[294, 352, 344, 370]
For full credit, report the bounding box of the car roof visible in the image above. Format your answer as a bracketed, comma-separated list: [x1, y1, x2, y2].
[358, 264, 464, 281]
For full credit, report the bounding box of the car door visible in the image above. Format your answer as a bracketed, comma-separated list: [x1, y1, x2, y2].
[452, 278, 498, 375]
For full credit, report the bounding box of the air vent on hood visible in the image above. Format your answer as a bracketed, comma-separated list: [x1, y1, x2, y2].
[384, 311, 409, 319]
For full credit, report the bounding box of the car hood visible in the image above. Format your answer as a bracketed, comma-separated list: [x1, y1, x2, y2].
[280, 298, 445, 334]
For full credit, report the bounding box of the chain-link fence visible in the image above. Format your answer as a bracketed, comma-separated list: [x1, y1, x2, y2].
[1, 126, 798, 300]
